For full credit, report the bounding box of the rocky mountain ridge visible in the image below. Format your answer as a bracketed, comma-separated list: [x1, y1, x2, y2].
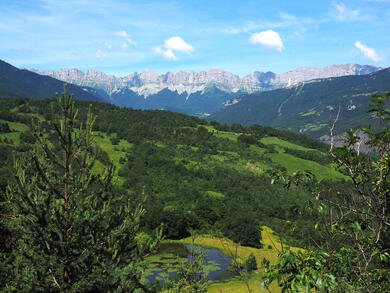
[29, 64, 379, 97]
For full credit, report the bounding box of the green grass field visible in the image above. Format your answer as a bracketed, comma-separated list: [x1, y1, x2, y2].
[0, 119, 30, 132]
[0, 119, 29, 145]
[177, 130, 344, 182]
[94, 131, 133, 185]
[260, 136, 346, 181]
[214, 131, 239, 141]
[268, 152, 344, 181]
[0, 131, 22, 144]
[261, 137, 314, 152]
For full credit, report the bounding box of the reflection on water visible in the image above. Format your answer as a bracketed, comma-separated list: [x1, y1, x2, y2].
[146, 243, 237, 284]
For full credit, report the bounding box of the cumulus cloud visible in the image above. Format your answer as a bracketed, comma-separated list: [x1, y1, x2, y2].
[355, 41, 381, 62]
[250, 30, 284, 53]
[164, 37, 194, 54]
[114, 30, 136, 46]
[95, 49, 106, 59]
[155, 36, 193, 60]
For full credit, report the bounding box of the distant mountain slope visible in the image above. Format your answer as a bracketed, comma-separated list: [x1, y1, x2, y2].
[210, 68, 390, 137]
[110, 85, 241, 116]
[0, 60, 109, 102]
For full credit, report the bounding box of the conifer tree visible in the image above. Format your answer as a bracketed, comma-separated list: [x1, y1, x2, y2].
[245, 253, 257, 272]
[3, 85, 160, 292]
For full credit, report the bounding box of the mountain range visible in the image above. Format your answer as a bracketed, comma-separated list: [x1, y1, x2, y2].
[1, 58, 389, 143]
[30, 64, 379, 97]
[210, 67, 390, 138]
[28, 64, 379, 116]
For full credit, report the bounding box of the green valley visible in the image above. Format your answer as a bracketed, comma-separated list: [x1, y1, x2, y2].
[1, 90, 389, 292]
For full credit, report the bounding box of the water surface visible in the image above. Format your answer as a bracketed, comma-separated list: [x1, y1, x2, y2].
[146, 242, 236, 284]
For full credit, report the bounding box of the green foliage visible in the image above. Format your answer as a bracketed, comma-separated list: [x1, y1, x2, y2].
[261, 249, 338, 292]
[0, 94, 346, 253]
[2, 85, 160, 292]
[263, 92, 390, 292]
[237, 134, 257, 145]
[222, 211, 263, 249]
[0, 122, 11, 133]
[368, 92, 390, 120]
[19, 130, 35, 144]
[110, 135, 120, 145]
[94, 144, 111, 166]
[245, 253, 257, 272]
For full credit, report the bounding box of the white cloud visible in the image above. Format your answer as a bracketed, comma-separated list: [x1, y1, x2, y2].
[161, 48, 177, 60]
[154, 46, 178, 61]
[250, 30, 284, 53]
[355, 41, 381, 62]
[332, 2, 368, 21]
[95, 49, 106, 59]
[164, 36, 194, 54]
[121, 43, 128, 50]
[222, 12, 317, 36]
[222, 28, 240, 35]
[114, 30, 136, 46]
[154, 36, 193, 61]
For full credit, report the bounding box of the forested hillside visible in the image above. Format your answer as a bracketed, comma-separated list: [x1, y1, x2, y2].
[0, 97, 347, 249]
[210, 67, 390, 137]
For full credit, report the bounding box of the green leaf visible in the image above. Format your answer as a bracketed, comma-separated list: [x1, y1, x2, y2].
[351, 221, 361, 232]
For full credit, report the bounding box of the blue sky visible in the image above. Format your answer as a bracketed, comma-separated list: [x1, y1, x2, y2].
[0, 0, 389, 76]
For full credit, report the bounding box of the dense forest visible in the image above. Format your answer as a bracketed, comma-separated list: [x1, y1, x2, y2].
[0, 96, 341, 246]
[0, 90, 388, 291]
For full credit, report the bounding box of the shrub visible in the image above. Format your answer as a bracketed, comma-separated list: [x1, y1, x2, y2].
[245, 253, 258, 272]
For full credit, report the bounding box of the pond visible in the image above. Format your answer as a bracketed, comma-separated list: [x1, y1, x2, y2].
[145, 242, 237, 284]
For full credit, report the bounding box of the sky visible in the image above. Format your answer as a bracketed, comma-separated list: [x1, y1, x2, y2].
[0, 0, 389, 77]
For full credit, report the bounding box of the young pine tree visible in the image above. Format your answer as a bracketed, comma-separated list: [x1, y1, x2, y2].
[3, 85, 160, 292]
[245, 253, 257, 272]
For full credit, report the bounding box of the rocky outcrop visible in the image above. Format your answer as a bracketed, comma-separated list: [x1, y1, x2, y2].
[319, 130, 374, 154]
